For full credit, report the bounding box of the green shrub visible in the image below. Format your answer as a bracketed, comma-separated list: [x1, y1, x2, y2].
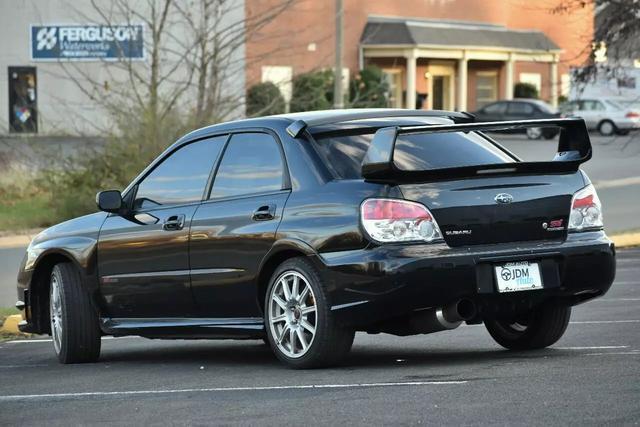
[514, 82, 539, 99]
[246, 82, 286, 117]
[290, 70, 333, 112]
[349, 66, 389, 108]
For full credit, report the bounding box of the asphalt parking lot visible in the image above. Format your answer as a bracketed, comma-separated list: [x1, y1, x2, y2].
[0, 248, 638, 425]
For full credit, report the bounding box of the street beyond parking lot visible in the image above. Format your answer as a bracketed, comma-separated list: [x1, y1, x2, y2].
[0, 248, 638, 425]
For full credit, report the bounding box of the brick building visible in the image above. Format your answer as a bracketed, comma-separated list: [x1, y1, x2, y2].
[247, 0, 594, 111]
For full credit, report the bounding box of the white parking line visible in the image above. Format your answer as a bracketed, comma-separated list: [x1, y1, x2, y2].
[570, 320, 640, 324]
[557, 346, 628, 350]
[586, 350, 640, 356]
[5, 336, 140, 344]
[0, 380, 468, 402]
[0, 364, 49, 369]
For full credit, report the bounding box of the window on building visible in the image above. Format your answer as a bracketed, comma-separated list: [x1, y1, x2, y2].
[210, 133, 285, 199]
[519, 73, 542, 93]
[382, 69, 403, 108]
[475, 72, 498, 108]
[134, 136, 226, 210]
[8, 67, 38, 133]
[261, 66, 293, 111]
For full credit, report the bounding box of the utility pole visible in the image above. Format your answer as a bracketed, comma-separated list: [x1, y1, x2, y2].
[333, 0, 344, 109]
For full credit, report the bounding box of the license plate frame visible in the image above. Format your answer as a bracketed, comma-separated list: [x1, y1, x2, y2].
[494, 261, 543, 293]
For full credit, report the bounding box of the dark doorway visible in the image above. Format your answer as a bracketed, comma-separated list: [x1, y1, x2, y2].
[8, 67, 38, 133]
[432, 76, 444, 110]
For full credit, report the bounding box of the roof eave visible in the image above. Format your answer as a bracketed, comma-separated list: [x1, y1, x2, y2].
[360, 43, 563, 55]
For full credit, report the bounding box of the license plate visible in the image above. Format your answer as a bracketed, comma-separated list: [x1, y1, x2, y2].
[494, 261, 543, 293]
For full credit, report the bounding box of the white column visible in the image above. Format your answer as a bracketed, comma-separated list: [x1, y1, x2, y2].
[550, 57, 559, 108]
[406, 50, 417, 109]
[457, 52, 468, 111]
[505, 54, 515, 100]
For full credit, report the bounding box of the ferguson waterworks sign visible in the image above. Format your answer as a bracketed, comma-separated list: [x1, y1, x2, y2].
[30, 24, 144, 61]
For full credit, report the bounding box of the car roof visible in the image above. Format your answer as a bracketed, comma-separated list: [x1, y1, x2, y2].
[177, 109, 472, 143]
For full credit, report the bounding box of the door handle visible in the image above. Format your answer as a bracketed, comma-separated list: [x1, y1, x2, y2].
[163, 214, 186, 231]
[252, 204, 276, 221]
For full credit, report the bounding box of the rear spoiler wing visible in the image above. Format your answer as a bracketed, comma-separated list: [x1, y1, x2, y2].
[362, 118, 592, 182]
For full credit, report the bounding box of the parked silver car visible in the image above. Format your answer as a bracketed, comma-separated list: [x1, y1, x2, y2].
[559, 98, 640, 136]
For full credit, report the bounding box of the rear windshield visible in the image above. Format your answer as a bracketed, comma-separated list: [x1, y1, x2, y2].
[313, 131, 514, 179]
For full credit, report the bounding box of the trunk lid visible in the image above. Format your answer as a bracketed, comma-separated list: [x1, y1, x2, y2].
[399, 173, 585, 247]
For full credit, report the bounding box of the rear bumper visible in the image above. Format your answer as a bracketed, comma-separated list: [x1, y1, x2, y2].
[614, 118, 640, 129]
[319, 231, 615, 327]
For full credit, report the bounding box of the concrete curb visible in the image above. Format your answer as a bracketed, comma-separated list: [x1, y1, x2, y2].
[611, 232, 640, 248]
[0, 232, 40, 249]
[1, 314, 24, 335]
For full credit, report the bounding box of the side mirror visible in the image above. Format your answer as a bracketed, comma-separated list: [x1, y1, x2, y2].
[96, 190, 123, 213]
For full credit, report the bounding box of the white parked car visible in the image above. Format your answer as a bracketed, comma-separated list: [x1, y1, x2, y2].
[559, 98, 640, 136]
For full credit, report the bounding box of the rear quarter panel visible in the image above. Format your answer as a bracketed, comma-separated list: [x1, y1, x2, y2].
[277, 180, 400, 253]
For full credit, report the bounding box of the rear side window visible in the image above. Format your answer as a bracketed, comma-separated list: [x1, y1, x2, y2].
[210, 132, 285, 199]
[507, 102, 534, 115]
[583, 100, 605, 111]
[483, 102, 507, 114]
[314, 132, 513, 179]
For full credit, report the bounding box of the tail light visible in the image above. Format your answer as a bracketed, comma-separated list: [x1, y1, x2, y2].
[626, 111, 640, 118]
[568, 184, 603, 232]
[361, 198, 443, 243]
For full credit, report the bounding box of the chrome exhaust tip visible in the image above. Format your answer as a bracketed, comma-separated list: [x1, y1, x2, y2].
[442, 298, 477, 323]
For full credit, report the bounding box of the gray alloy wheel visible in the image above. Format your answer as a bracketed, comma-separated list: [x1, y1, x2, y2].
[264, 257, 355, 368]
[49, 263, 101, 364]
[598, 120, 615, 136]
[49, 272, 63, 355]
[526, 127, 543, 140]
[268, 270, 317, 359]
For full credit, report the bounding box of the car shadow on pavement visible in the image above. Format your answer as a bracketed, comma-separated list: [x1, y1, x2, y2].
[345, 346, 569, 370]
[95, 338, 574, 370]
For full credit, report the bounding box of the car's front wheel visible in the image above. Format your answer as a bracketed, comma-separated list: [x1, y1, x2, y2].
[50, 263, 101, 363]
[265, 258, 354, 368]
[484, 303, 571, 350]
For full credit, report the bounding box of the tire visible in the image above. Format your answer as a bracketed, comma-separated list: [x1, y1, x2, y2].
[526, 127, 543, 140]
[484, 303, 571, 351]
[598, 120, 616, 136]
[49, 263, 101, 363]
[264, 257, 354, 368]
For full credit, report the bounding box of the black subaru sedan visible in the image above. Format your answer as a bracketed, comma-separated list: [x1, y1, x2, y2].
[16, 109, 615, 368]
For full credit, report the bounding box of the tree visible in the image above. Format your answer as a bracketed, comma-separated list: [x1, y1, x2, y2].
[36, 0, 294, 221]
[553, 0, 640, 83]
[246, 82, 286, 116]
[290, 70, 334, 112]
[348, 66, 389, 108]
